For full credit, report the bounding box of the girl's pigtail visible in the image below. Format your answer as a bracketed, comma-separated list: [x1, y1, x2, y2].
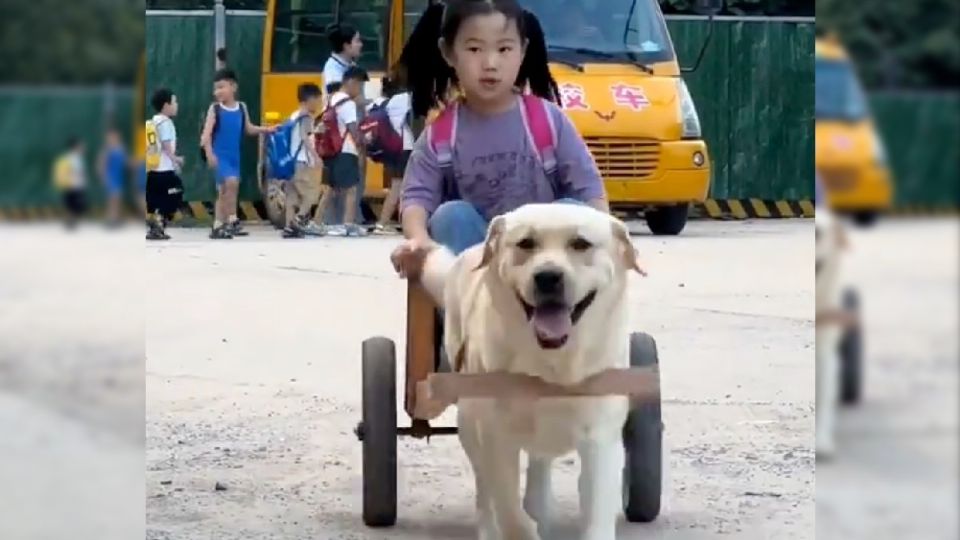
[519, 10, 560, 105]
[398, 3, 452, 117]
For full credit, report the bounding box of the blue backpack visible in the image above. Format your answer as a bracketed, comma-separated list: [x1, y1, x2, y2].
[266, 113, 307, 181]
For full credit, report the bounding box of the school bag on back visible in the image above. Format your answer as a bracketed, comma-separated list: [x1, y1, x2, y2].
[144, 118, 164, 172]
[314, 96, 353, 159]
[265, 113, 306, 181]
[429, 94, 560, 200]
[360, 97, 405, 164]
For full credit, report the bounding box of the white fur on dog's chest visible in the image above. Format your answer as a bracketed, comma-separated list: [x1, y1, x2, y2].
[494, 397, 629, 457]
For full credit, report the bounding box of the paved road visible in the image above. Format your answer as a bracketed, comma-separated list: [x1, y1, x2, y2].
[816, 219, 959, 540]
[144, 219, 815, 539]
[6, 218, 952, 539]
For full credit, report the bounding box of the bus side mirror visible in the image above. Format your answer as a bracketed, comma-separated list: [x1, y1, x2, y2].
[692, 0, 723, 16]
[681, 0, 723, 72]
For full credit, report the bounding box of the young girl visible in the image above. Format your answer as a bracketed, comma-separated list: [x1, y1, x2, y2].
[391, 0, 608, 277]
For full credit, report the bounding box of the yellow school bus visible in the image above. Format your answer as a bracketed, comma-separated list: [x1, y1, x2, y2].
[815, 35, 893, 225]
[260, 0, 716, 234]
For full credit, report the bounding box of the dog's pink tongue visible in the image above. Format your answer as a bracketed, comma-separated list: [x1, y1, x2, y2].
[531, 306, 573, 339]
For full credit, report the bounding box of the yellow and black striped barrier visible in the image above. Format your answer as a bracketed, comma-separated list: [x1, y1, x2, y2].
[3, 200, 958, 223]
[693, 199, 815, 219]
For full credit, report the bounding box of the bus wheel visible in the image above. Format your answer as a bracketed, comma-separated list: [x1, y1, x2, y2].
[645, 204, 689, 236]
[852, 211, 879, 228]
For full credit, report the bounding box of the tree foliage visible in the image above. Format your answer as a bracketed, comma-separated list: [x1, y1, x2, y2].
[0, 0, 142, 85]
[816, 0, 960, 89]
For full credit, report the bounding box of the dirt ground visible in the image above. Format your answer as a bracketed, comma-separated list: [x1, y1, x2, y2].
[143, 219, 816, 540]
[4, 218, 953, 539]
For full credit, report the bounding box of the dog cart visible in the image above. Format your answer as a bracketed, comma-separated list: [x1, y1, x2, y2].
[355, 282, 666, 527]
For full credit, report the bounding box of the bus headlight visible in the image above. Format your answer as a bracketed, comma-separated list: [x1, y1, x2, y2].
[678, 79, 702, 139]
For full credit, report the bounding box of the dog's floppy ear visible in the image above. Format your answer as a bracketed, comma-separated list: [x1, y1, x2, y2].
[477, 215, 506, 269]
[611, 219, 646, 275]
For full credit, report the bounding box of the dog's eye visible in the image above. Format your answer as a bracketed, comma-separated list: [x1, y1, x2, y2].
[570, 236, 593, 252]
[516, 237, 537, 250]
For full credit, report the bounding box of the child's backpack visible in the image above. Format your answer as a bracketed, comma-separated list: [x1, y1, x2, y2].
[265, 113, 307, 181]
[429, 94, 560, 200]
[314, 96, 354, 160]
[144, 117, 165, 172]
[199, 101, 248, 162]
[360, 97, 406, 164]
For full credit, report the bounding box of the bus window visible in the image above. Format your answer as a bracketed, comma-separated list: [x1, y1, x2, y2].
[523, 0, 675, 63]
[271, 0, 389, 73]
[404, 0, 429, 41]
[815, 58, 869, 121]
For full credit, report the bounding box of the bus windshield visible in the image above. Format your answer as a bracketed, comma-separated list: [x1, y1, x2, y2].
[815, 59, 869, 121]
[522, 0, 675, 65]
[270, 0, 388, 73]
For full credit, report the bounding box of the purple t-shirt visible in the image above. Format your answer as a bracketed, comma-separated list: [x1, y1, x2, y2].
[400, 98, 604, 221]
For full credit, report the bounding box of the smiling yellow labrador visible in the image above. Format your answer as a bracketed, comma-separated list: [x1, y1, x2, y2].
[419, 203, 644, 540]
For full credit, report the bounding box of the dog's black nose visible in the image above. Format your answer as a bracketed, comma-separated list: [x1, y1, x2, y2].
[533, 269, 564, 296]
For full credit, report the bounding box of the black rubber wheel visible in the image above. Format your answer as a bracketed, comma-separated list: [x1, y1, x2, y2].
[361, 337, 398, 527]
[839, 289, 863, 405]
[852, 210, 879, 228]
[622, 332, 663, 523]
[645, 204, 689, 236]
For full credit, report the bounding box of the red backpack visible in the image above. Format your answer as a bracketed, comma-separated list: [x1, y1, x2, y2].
[359, 96, 406, 164]
[315, 96, 353, 159]
[429, 94, 559, 200]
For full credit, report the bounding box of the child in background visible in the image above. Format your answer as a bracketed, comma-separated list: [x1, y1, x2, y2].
[53, 136, 88, 230]
[282, 82, 324, 239]
[145, 88, 184, 241]
[98, 127, 128, 226]
[368, 74, 413, 235]
[314, 66, 369, 237]
[390, 0, 608, 277]
[200, 68, 275, 239]
[323, 23, 363, 94]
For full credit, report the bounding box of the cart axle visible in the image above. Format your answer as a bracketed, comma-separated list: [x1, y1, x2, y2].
[354, 421, 459, 442]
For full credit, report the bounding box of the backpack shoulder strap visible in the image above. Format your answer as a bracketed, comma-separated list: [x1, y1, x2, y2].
[519, 95, 562, 197]
[429, 102, 460, 200]
[519, 95, 558, 175]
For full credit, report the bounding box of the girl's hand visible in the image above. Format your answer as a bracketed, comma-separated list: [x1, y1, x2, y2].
[390, 236, 437, 280]
[206, 153, 218, 170]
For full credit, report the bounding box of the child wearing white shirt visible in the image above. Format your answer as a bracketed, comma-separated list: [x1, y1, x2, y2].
[368, 76, 413, 234]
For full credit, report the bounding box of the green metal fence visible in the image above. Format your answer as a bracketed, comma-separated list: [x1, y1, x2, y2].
[871, 92, 960, 208]
[0, 87, 133, 209]
[669, 18, 816, 200]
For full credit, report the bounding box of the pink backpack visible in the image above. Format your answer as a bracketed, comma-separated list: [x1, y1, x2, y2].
[428, 94, 560, 200]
